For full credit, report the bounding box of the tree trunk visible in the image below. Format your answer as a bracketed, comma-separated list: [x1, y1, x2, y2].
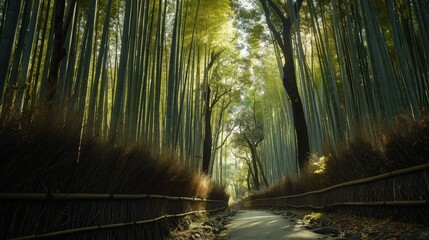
[258, 0, 308, 172]
[202, 52, 221, 174]
[246, 169, 251, 192]
[251, 156, 261, 190]
[255, 153, 269, 187]
[282, 33, 310, 172]
[46, 0, 65, 108]
[202, 86, 212, 174]
[247, 141, 261, 190]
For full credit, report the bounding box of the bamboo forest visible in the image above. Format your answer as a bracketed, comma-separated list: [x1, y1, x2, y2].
[0, 0, 428, 239]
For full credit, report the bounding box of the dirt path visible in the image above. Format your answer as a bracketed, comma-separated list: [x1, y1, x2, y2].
[216, 210, 330, 240]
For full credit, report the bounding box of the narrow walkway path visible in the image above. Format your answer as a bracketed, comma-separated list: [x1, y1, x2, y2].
[217, 210, 330, 240]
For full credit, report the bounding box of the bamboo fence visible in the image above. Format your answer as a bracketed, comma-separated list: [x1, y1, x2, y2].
[239, 163, 429, 222]
[0, 193, 228, 239]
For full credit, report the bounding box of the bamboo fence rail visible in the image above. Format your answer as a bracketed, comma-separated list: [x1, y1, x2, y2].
[0, 192, 226, 203]
[8, 207, 227, 240]
[247, 200, 427, 209]
[240, 163, 429, 221]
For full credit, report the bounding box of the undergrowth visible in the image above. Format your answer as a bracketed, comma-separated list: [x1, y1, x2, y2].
[248, 112, 429, 200]
[0, 114, 228, 201]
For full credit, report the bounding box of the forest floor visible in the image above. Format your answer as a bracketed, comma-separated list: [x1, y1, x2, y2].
[254, 208, 429, 240]
[167, 209, 234, 240]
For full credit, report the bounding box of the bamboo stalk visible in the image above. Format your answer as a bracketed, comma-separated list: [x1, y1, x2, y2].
[8, 207, 227, 240]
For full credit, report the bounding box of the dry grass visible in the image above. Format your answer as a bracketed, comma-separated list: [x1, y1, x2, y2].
[0, 113, 228, 239]
[248, 113, 429, 200]
[0, 115, 227, 199]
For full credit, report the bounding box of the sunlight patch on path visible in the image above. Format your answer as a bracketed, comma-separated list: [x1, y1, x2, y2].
[217, 210, 331, 240]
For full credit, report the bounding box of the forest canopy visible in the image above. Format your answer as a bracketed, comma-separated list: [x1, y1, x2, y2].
[0, 0, 428, 198]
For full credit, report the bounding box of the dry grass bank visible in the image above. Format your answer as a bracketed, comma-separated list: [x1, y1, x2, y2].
[0, 114, 228, 239]
[248, 113, 429, 201]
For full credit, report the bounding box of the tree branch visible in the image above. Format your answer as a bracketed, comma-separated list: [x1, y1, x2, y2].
[259, 0, 304, 50]
[216, 120, 237, 151]
[258, 0, 286, 52]
[211, 86, 232, 108]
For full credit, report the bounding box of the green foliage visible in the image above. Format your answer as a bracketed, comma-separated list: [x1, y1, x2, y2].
[186, 0, 232, 47]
